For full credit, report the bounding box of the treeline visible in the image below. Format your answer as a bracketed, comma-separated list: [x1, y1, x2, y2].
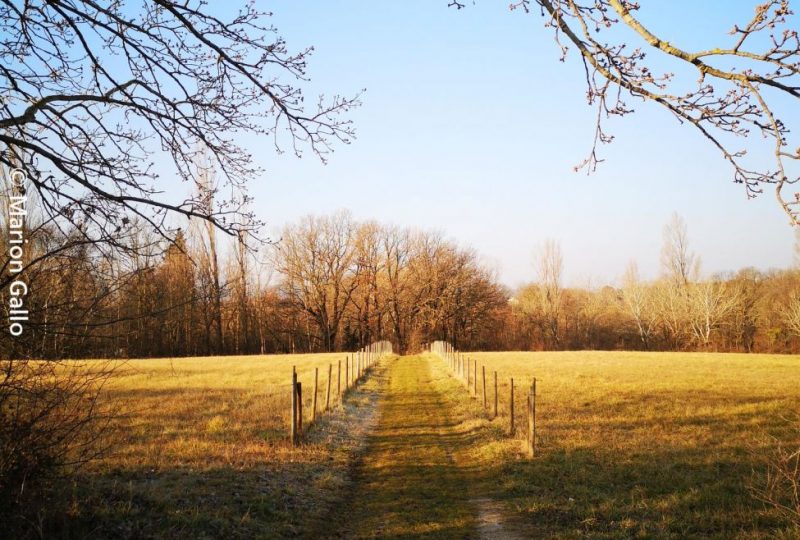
[504, 216, 800, 353]
[505, 265, 800, 353]
[1, 211, 507, 357]
[2, 211, 800, 358]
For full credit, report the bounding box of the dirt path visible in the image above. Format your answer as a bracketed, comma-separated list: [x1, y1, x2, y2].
[331, 354, 519, 539]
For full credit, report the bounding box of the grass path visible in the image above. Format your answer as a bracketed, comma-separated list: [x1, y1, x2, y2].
[332, 354, 518, 539]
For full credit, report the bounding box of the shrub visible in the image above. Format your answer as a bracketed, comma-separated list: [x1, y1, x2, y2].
[0, 359, 113, 534]
[750, 416, 800, 530]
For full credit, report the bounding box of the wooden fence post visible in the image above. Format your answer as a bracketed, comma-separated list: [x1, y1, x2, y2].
[482, 365, 487, 409]
[337, 359, 342, 396]
[312, 367, 319, 422]
[527, 385, 533, 457]
[296, 381, 303, 434]
[345, 355, 349, 390]
[473, 359, 477, 396]
[467, 356, 471, 389]
[493, 371, 498, 419]
[509, 377, 515, 436]
[326, 363, 332, 411]
[291, 367, 297, 446]
[532, 378, 537, 457]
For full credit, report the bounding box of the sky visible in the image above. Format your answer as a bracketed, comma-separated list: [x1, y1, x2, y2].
[202, 1, 798, 288]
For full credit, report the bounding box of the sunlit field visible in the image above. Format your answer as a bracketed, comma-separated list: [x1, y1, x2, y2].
[53, 351, 800, 538]
[96, 354, 349, 467]
[463, 351, 800, 538]
[64, 353, 374, 539]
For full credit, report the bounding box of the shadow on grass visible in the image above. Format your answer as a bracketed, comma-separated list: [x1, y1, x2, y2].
[489, 437, 791, 538]
[42, 461, 347, 539]
[27, 365, 391, 540]
[327, 355, 796, 539]
[327, 356, 500, 539]
[34, 358, 796, 540]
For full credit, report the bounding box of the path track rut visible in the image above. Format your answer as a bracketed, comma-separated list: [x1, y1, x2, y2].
[332, 354, 520, 539]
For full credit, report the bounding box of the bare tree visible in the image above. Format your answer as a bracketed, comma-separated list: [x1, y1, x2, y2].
[155, 230, 195, 356]
[661, 213, 698, 287]
[190, 159, 224, 354]
[652, 278, 690, 350]
[276, 212, 359, 352]
[450, 1, 800, 225]
[350, 221, 385, 347]
[622, 261, 657, 349]
[0, 0, 359, 268]
[782, 293, 800, 336]
[233, 230, 252, 354]
[727, 268, 763, 352]
[536, 239, 564, 348]
[382, 225, 414, 353]
[687, 278, 739, 349]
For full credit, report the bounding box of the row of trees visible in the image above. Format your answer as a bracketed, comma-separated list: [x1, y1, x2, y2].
[3, 207, 800, 358]
[1, 205, 509, 357]
[503, 215, 800, 353]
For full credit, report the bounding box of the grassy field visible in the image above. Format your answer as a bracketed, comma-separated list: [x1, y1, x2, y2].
[461, 351, 800, 538]
[49, 351, 800, 538]
[57, 353, 379, 539]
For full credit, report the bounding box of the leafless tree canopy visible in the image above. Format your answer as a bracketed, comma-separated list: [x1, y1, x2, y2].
[452, 1, 800, 225]
[0, 0, 360, 251]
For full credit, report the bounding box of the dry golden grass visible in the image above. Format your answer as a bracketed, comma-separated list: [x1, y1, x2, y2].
[460, 351, 800, 538]
[91, 353, 350, 471]
[59, 353, 378, 539]
[46, 351, 800, 538]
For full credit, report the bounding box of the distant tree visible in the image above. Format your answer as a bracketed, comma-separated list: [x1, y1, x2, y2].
[687, 278, 739, 349]
[191, 159, 224, 354]
[727, 268, 764, 352]
[515, 284, 547, 350]
[782, 293, 800, 337]
[350, 221, 385, 348]
[661, 213, 698, 287]
[651, 279, 690, 350]
[622, 261, 657, 349]
[276, 212, 359, 352]
[155, 230, 195, 356]
[381, 225, 415, 353]
[232, 229, 253, 354]
[536, 239, 564, 348]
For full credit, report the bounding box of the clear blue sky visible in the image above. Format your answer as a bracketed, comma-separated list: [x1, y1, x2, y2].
[217, 1, 797, 287]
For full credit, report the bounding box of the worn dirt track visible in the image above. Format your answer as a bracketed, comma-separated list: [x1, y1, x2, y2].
[330, 354, 519, 539]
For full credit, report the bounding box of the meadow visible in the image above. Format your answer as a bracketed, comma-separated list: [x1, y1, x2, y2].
[55, 353, 376, 539]
[48, 351, 800, 538]
[462, 351, 800, 538]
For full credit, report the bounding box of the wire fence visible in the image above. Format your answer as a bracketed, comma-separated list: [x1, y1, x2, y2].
[289, 340, 393, 446]
[428, 340, 537, 458]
